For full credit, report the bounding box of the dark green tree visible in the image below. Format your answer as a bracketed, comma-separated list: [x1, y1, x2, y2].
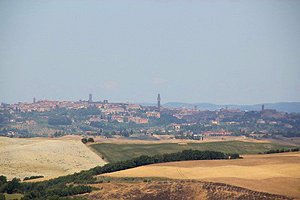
[87, 138, 94, 143]
[81, 138, 88, 144]
[6, 178, 20, 194]
[0, 193, 5, 200]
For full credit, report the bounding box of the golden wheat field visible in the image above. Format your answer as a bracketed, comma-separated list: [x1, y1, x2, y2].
[104, 152, 300, 199]
[0, 136, 106, 180]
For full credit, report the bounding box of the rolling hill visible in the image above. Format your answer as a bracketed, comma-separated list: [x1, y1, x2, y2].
[163, 102, 300, 113]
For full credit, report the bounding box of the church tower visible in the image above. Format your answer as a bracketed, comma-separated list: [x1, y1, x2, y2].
[88, 93, 93, 103]
[157, 93, 161, 112]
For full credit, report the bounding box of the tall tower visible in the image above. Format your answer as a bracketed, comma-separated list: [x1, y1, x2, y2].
[157, 93, 161, 112]
[88, 94, 93, 103]
[33, 97, 36, 104]
[262, 104, 265, 112]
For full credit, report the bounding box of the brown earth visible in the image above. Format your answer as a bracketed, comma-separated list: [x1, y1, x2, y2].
[104, 152, 300, 199]
[84, 180, 291, 200]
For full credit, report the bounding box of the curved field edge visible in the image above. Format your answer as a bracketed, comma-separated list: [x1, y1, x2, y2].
[102, 152, 300, 198]
[90, 140, 293, 163]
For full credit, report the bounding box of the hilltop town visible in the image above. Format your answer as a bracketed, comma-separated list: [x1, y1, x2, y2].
[1, 94, 299, 140]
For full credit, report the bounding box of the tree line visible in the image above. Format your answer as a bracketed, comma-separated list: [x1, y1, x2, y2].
[260, 147, 299, 154]
[0, 150, 240, 200]
[23, 176, 44, 181]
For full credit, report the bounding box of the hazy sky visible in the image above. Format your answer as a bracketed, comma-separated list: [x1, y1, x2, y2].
[1, 0, 300, 104]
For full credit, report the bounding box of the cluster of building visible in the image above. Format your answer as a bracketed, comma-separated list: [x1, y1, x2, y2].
[3, 94, 162, 124]
[2, 93, 299, 139]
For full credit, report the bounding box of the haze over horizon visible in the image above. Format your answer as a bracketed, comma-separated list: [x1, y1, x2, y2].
[1, 0, 300, 104]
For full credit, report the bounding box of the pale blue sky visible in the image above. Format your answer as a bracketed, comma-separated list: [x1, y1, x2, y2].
[0, 0, 300, 104]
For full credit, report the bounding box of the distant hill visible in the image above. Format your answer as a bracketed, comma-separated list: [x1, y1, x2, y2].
[162, 102, 300, 113]
[138, 102, 157, 107]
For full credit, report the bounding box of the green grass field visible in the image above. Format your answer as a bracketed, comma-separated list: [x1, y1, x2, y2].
[90, 141, 292, 163]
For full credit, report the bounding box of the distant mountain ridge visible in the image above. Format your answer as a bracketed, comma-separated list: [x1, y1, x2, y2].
[162, 102, 300, 113]
[139, 102, 300, 113]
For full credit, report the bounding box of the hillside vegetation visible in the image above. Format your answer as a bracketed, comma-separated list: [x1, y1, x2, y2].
[91, 141, 291, 162]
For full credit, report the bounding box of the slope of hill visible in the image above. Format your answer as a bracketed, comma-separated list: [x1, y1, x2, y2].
[84, 180, 291, 200]
[0, 136, 106, 180]
[104, 152, 300, 198]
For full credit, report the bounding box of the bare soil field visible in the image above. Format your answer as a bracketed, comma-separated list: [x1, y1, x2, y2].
[104, 152, 300, 199]
[84, 180, 291, 200]
[0, 136, 106, 180]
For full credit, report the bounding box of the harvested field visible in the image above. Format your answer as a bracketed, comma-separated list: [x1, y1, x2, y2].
[84, 180, 291, 200]
[104, 152, 300, 198]
[90, 141, 292, 162]
[0, 136, 106, 180]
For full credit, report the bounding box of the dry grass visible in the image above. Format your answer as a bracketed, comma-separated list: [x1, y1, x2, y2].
[84, 180, 291, 200]
[104, 152, 300, 198]
[0, 136, 106, 180]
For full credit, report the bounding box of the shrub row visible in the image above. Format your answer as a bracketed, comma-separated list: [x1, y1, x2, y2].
[22, 185, 91, 199]
[261, 147, 300, 154]
[23, 176, 44, 181]
[92, 150, 239, 175]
